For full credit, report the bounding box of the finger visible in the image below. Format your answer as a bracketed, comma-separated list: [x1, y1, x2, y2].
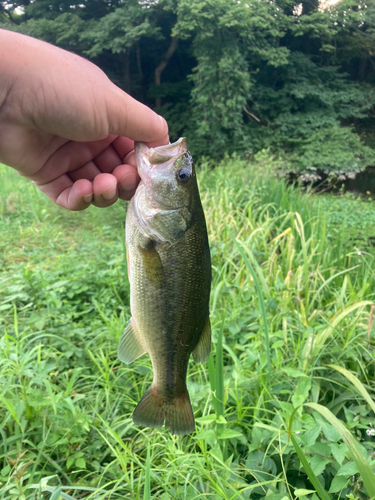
[31, 135, 117, 184]
[106, 87, 169, 146]
[124, 150, 136, 168]
[68, 161, 101, 182]
[112, 164, 140, 200]
[112, 136, 135, 161]
[92, 173, 119, 208]
[93, 144, 122, 173]
[35, 176, 94, 211]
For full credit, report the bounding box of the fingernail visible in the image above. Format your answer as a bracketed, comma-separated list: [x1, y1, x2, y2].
[83, 193, 93, 203]
[102, 186, 117, 200]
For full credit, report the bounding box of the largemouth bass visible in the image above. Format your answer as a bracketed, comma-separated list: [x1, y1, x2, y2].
[118, 137, 211, 435]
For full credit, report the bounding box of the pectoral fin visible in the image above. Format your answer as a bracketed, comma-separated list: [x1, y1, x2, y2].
[192, 316, 211, 363]
[138, 243, 165, 286]
[118, 319, 147, 364]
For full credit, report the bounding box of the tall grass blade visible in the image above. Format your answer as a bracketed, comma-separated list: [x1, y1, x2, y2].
[215, 318, 224, 420]
[144, 442, 151, 500]
[309, 265, 360, 312]
[293, 212, 310, 306]
[50, 487, 63, 500]
[225, 223, 271, 384]
[307, 402, 375, 499]
[328, 364, 375, 414]
[288, 409, 331, 500]
[207, 318, 225, 439]
[207, 352, 217, 413]
[313, 301, 372, 354]
[0, 396, 21, 427]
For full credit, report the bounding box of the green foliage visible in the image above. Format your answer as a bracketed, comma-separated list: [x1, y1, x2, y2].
[188, 44, 251, 157]
[4, 0, 375, 175]
[81, 4, 161, 58]
[284, 126, 375, 178]
[1, 161, 375, 498]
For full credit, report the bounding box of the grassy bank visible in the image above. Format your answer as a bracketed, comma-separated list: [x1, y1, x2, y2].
[1, 159, 375, 499]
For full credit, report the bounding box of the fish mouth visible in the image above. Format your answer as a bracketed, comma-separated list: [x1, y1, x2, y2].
[149, 137, 187, 165]
[136, 138, 187, 167]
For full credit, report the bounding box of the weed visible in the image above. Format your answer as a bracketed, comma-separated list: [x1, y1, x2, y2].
[1, 160, 375, 499]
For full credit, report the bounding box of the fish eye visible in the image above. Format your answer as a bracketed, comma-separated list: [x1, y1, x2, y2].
[176, 168, 191, 184]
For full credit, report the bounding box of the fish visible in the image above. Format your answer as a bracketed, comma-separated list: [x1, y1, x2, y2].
[118, 137, 211, 435]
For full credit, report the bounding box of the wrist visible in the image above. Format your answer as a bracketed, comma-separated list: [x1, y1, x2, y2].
[0, 30, 19, 111]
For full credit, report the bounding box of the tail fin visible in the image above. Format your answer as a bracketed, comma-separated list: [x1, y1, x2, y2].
[132, 385, 195, 435]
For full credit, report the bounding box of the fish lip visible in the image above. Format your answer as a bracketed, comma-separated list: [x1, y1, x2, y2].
[149, 137, 187, 163]
[136, 138, 188, 167]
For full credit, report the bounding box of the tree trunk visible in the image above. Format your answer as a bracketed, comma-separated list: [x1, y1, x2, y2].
[136, 41, 143, 82]
[0, 6, 17, 24]
[358, 57, 367, 81]
[136, 41, 144, 100]
[154, 35, 178, 108]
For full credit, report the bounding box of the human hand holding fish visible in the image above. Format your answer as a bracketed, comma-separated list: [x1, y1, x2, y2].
[0, 29, 169, 210]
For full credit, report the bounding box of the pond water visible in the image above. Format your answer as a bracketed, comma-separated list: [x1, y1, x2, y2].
[344, 166, 375, 196]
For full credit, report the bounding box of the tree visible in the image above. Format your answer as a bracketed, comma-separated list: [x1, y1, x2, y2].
[2, 0, 375, 176]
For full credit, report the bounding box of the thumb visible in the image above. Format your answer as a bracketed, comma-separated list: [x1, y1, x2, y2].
[106, 85, 169, 147]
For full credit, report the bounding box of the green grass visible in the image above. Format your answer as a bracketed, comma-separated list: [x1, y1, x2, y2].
[1, 158, 375, 499]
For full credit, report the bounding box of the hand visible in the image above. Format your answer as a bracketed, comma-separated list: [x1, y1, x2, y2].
[0, 29, 169, 210]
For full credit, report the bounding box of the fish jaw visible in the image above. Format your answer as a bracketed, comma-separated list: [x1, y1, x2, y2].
[135, 137, 188, 182]
[133, 137, 195, 241]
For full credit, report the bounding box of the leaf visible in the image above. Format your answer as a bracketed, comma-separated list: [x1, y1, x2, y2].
[75, 458, 86, 469]
[309, 455, 330, 476]
[292, 378, 312, 408]
[328, 475, 349, 493]
[217, 429, 243, 440]
[195, 414, 217, 424]
[307, 403, 375, 499]
[282, 368, 307, 378]
[337, 461, 359, 477]
[295, 489, 316, 497]
[329, 443, 347, 466]
[1, 465, 10, 477]
[193, 429, 216, 447]
[66, 458, 74, 469]
[321, 422, 340, 443]
[301, 426, 321, 447]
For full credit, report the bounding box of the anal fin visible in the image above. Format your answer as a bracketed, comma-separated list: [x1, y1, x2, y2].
[118, 318, 147, 364]
[192, 316, 211, 363]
